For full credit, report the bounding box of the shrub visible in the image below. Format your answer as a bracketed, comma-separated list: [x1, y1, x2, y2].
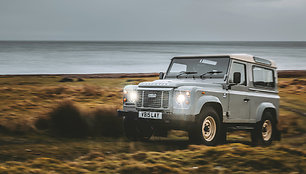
[82, 85, 102, 96]
[59, 77, 74, 82]
[92, 106, 123, 137]
[34, 117, 50, 130]
[0, 125, 9, 134]
[35, 101, 123, 138]
[48, 100, 89, 138]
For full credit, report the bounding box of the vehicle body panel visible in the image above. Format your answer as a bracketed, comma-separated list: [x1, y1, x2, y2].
[120, 54, 279, 131]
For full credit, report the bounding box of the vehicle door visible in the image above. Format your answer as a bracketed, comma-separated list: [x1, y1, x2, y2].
[227, 61, 250, 122]
[248, 66, 278, 122]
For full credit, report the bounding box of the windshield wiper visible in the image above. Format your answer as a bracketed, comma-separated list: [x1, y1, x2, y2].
[200, 70, 223, 79]
[176, 71, 197, 79]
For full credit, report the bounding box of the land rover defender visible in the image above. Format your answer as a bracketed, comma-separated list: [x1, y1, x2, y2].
[118, 54, 281, 145]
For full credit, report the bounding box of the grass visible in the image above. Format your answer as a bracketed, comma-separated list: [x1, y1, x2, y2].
[0, 75, 305, 173]
[46, 100, 90, 138]
[36, 100, 123, 137]
[0, 76, 151, 134]
[0, 137, 304, 173]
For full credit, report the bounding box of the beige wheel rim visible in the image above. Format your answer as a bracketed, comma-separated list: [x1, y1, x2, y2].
[262, 120, 272, 141]
[202, 116, 216, 142]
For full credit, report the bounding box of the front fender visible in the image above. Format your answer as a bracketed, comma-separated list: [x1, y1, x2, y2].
[256, 102, 277, 122]
[193, 95, 222, 115]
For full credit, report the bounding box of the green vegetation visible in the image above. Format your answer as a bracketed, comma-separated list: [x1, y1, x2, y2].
[0, 76, 305, 173]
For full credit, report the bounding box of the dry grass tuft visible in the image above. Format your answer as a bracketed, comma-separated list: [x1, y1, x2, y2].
[34, 100, 122, 138]
[34, 117, 50, 131]
[77, 152, 104, 161]
[118, 163, 180, 174]
[0, 117, 34, 135]
[82, 85, 103, 96]
[91, 106, 123, 137]
[45, 86, 67, 95]
[47, 100, 89, 138]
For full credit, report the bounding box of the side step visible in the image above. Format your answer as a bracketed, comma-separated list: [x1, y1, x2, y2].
[226, 125, 255, 131]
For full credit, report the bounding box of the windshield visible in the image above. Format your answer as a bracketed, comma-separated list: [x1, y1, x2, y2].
[165, 57, 230, 79]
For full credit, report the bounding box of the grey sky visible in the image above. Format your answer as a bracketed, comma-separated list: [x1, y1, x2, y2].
[0, 0, 305, 41]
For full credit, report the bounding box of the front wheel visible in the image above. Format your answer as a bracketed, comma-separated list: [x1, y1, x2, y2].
[251, 112, 275, 146]
[189, 106, 225, 146]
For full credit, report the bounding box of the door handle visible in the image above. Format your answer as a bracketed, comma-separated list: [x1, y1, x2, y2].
[244, 98, 250, 102]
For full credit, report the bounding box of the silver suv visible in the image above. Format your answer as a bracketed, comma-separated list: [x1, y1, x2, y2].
[118, 54, 281, 145]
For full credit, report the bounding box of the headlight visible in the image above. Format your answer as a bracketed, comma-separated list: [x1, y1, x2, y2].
[176, 94, 186, 104]
[123, 89, 138, 103]
[174, 91, 191, 108]
[127, 91, 138, 103]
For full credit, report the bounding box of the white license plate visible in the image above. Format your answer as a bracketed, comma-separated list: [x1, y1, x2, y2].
[139, 111, 162, 119]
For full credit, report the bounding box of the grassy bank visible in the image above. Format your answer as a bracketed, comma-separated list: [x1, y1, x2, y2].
[0, 75, 305, 173]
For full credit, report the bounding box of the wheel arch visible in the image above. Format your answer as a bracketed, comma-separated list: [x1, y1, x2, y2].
[256, 102, 278, 123]
[203, 102, 223, 122]
[195, 97, 223, 122]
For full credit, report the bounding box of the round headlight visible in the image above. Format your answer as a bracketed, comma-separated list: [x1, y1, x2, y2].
[128, 91, 138, 103]
[176, 94, 186, 104]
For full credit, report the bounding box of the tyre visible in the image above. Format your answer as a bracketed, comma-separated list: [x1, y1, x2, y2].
[123, 117, 153, 141]
[189, 106, 225, 146]
[251, 112, 275, 146]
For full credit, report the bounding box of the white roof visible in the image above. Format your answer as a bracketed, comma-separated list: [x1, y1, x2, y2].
[173, 54, 277, 68]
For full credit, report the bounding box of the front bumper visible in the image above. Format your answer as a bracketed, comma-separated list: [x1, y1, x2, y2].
[117, 110, 195, 130]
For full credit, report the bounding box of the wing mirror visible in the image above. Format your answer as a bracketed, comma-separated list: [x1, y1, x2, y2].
[159, 72, 165, 79]
[224, 72, 241, 90]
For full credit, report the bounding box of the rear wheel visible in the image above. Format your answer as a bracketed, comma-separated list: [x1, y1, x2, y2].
[189, 106, 225, 146]
[251, 112, 275, 146]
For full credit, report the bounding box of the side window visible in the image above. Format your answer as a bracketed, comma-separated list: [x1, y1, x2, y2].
[253, 66, 275, 88]
[229, 62, 246, 86]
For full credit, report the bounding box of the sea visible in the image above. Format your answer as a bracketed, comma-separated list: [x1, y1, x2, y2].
[0, 41, 305, 75]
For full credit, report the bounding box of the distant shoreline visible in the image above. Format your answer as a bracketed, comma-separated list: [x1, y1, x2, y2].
[0, 70, 305, 78]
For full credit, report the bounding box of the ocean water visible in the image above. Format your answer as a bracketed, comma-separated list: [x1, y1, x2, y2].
[0, 41, 305, 74]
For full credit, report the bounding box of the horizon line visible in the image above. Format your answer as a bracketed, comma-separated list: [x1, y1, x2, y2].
[0, 40, 306, 42]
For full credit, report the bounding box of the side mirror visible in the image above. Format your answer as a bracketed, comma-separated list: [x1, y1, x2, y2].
[233, 72, 241, 84]
[159, 72, 165, 79]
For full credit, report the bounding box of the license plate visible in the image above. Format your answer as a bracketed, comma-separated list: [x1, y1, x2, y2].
[139, 111, 162, 119]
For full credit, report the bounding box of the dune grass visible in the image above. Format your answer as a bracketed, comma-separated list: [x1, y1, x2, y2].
[0, 75, 305, 173]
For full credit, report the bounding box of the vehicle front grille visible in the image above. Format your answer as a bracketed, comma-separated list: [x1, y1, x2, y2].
[136, 90, 170, 109]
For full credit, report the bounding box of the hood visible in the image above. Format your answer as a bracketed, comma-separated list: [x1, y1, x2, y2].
[138, 79, 224, 88]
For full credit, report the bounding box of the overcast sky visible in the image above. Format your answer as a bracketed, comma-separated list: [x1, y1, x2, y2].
[0, 0, 305, 41]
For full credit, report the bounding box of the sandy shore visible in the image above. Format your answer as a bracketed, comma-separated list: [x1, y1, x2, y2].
[0, 70, 305, 78]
